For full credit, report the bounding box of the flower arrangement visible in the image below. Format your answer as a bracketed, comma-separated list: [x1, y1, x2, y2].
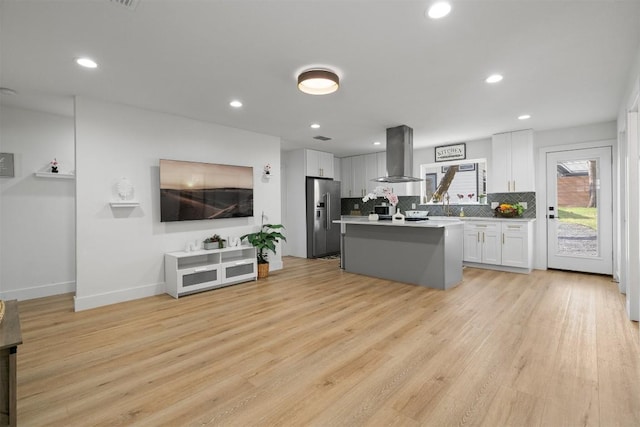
[362, 186, 398, 206]
[495, 203, 524, 218]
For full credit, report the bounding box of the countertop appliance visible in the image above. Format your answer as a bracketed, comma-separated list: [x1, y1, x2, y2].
[306, 177, 341, 258]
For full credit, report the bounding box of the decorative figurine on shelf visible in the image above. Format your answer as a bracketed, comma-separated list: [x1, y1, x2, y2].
[117, 177, 134, 201]
[50, 158, 59, 173]
[264, 163, 271, 175]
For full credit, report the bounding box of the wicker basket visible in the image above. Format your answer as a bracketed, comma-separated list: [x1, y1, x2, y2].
[257, 263, 269, 279]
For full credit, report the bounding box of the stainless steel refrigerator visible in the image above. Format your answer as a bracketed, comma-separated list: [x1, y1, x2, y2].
[306, 177, 341, 258]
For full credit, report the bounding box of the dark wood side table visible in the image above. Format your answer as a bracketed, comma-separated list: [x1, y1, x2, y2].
[0, 301, 22, 427]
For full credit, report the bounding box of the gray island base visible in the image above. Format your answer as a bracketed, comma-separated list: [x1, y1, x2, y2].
[336, 218, 464, 290]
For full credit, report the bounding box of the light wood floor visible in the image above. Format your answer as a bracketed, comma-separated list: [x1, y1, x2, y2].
[16, 257, 640, 426]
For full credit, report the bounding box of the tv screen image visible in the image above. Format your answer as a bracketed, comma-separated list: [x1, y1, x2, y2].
[159, 159, 253, 222]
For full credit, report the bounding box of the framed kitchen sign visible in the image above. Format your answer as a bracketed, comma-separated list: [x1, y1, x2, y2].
[435, 143, 466, 162]
[0, 153, 15, 177]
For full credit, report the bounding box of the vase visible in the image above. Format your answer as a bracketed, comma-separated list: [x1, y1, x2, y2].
[392, 208, 405, 223]
[368, 213, 379, 221]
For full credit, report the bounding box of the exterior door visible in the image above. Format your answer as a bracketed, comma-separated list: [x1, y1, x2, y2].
[546, 147, 612, 274]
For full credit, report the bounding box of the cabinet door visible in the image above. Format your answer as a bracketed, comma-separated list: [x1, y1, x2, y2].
[364, 153, 379, 193]
[463, 227, 482, 262]
[305, 150, 320, 177]
[509, 129, 534, 192]
[333, 157, 341, 182]
[490, 132, 511, 193]
[340, 157, 353, 197]
[501, 223, 529, 268]
[481, 228, 502, 265]
[319, 151, 334, 178]
[351, 155, 366, 198]
[376, 152, 386, 178]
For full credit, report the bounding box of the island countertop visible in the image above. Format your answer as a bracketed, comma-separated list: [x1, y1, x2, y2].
[333, 216, 462, 228]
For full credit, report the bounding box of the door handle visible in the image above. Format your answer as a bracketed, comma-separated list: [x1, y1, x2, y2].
[325, 193, 331, 230]
[548, 215, 555, 219]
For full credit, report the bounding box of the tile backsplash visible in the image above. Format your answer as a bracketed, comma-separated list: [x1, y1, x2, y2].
[341, 192, 536, 218]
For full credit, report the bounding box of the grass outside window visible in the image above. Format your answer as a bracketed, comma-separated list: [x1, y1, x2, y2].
[557, 207, 597, 230]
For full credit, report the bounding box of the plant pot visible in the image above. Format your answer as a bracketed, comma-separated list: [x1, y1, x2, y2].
[203, 242, 218, 250]
[257, 262, 269, 279]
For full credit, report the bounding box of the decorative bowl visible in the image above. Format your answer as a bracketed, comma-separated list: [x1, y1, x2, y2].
[405, 210, 429, 218]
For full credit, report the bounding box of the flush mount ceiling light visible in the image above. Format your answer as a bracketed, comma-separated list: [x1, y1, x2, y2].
[297, 69, 339, 95]
[75, 57, 98, 69]
[310, 123, 321, 129]
[485, 74, 503, 83]
[229, 100, 243, 108]
[518, 114, 532, 120]
[373, 141, 381, 146]
[427, 1, 452, 19]
[0, 87, 17, 95]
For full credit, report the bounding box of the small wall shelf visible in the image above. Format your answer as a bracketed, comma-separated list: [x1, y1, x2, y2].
[34, 172, 75, 179]
[109, 201, 140, 208]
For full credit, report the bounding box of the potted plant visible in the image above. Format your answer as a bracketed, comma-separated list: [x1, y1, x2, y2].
[240, 223, 286, 278]
[203, 234, 226, 249]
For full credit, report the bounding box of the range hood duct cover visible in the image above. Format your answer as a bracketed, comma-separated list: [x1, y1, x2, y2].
[373, 125, 422, 183]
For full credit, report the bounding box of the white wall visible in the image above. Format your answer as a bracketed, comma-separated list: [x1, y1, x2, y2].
[616, 41, 640, 321]
[0, 106, 76, 300]
[532, 121, 617, 271]
[74, 97, 281, 311]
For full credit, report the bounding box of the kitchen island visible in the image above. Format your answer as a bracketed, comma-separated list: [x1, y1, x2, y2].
[334, 217, 464, 290]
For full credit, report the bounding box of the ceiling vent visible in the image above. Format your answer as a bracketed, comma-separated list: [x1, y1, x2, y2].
[109, 0, 139, 10]
[313, 135, 332, 141]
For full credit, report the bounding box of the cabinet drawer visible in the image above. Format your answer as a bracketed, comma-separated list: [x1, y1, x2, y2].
[222, 259, 256, 283]
[465, 222, 499, 232]
[502, 223, 527, 232]
[178, 265, 221, 293]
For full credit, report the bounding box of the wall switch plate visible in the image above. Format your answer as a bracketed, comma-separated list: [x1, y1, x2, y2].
[491, 202, 499, 209]
[411, 203, 416, 209]
[354, 203, 359, 209]
[520, 202, 528, 209]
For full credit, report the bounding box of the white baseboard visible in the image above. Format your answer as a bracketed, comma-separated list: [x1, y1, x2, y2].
[0, 280, 76, 301]
[74, 282, 166, 311]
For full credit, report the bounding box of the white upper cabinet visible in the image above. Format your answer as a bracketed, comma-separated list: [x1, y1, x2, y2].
[490, 129, 534, 193]
[351, 155, 366, 197]
[340, 156, 353, 197]
[341, 152, 388, 198]
[305, 149, 334, 178]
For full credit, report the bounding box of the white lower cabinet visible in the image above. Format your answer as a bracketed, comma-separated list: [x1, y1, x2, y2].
[165, 246, 257, 298]
[463, 222, 501, 265]
[463, 219, 534, 273]
[501, 222, 532, 268]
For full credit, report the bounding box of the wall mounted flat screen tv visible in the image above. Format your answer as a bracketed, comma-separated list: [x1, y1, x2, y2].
[160, 159, 253, 222]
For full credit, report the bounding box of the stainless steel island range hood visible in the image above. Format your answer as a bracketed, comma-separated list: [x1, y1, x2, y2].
[373, 125, 422, 183]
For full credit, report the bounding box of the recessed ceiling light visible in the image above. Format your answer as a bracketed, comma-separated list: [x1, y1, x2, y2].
[297, 69, 339, 95]
[427, 1, 452, 19]
[229, 100, 243, 108]
[518, 114, 531, 120]
[75, 57, 98, 69]
[485, 74, 503, 84]
[310, 123, 321, 129]
[373, 141, 381, 146]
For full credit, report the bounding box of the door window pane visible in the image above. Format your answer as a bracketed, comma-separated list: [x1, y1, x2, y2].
[555, 159, 598, 257]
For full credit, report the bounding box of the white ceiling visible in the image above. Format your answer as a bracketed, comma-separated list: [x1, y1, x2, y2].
[1, 0, 639, 157]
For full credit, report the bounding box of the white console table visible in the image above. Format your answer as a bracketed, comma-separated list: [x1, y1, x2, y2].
[165, 245, 257, 298]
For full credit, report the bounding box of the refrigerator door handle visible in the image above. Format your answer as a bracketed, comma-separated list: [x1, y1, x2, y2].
[325, 192, 331, 230]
